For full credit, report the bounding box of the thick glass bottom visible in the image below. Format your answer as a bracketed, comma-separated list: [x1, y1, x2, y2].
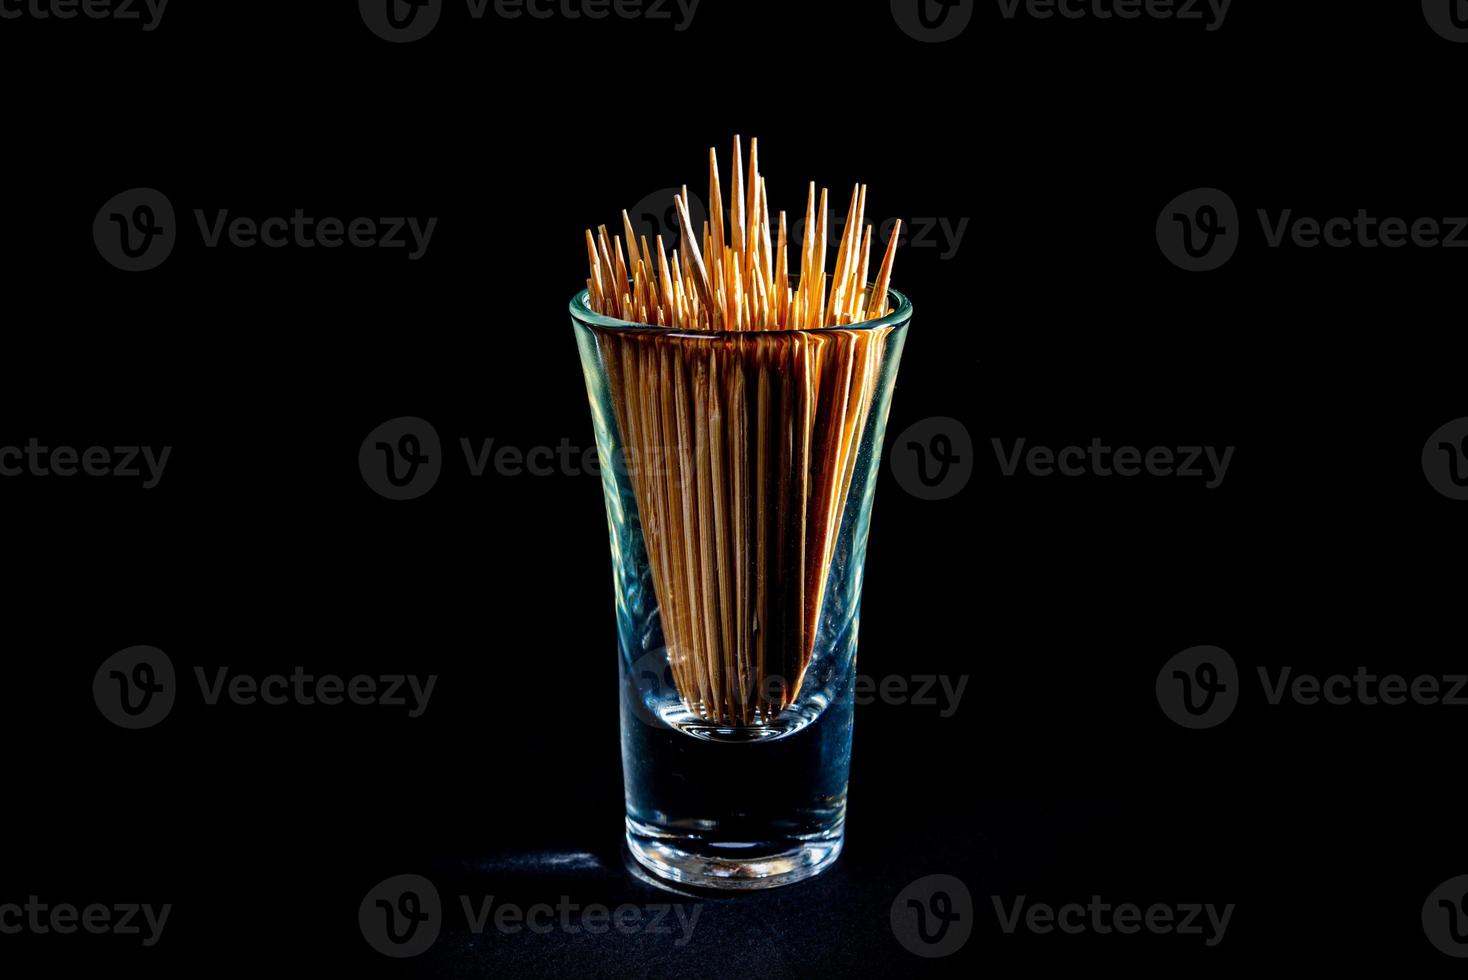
[625, 817, 844, 890]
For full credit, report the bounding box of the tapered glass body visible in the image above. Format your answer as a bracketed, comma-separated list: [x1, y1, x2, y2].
[571, 288, 911, 888]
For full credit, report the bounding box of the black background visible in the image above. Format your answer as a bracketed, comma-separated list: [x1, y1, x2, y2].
[2, 0, 1466, 975]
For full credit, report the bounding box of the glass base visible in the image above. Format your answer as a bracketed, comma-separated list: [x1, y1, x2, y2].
[625, 818, 844, 891]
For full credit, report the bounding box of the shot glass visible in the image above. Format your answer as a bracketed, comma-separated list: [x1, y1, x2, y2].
[572, 287, 911, 889]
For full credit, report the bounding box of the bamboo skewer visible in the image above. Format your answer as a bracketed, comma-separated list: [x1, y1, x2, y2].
[584, 138, 901, 726]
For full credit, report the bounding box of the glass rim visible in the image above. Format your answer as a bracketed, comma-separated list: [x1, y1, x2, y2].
[569, 285, 912, 337]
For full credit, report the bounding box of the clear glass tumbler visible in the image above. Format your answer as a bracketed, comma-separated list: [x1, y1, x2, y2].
[571, 287, 911, 889]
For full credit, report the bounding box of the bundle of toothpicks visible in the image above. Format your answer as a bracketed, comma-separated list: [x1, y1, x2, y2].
[585, 137, 899, 331]
[583, 138, 901, 726]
